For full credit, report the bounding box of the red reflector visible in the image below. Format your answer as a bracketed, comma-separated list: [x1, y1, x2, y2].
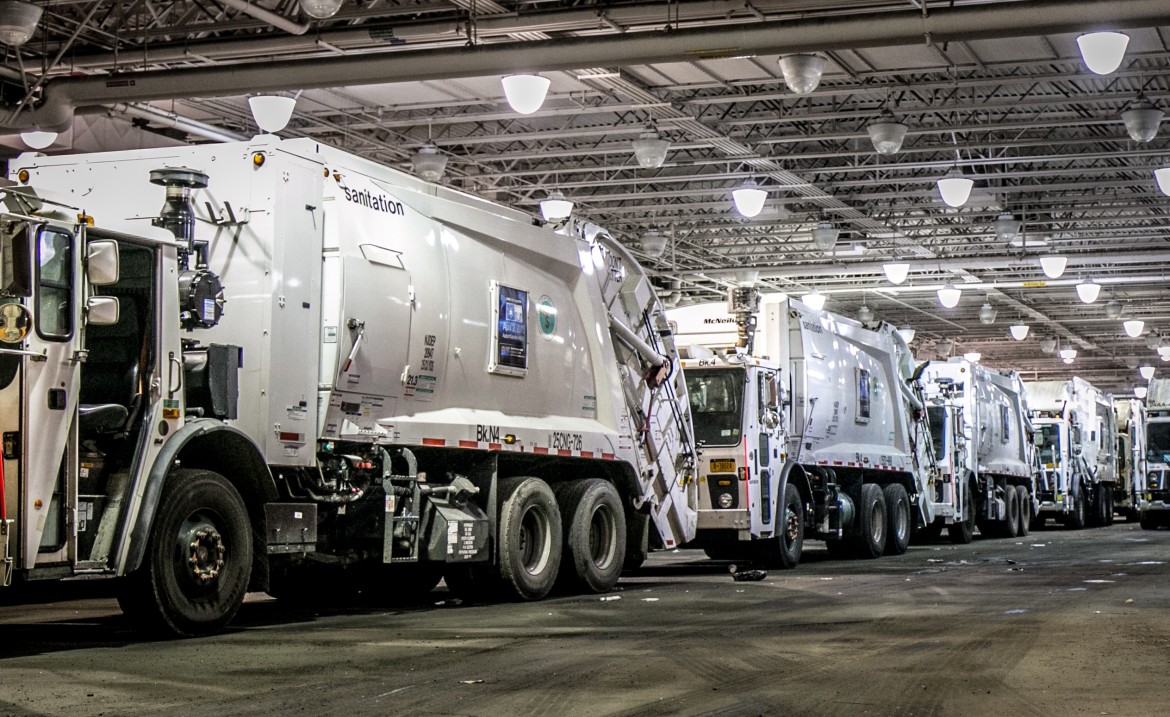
[422, 438, 445, 446]
[458, 440, 478, 448]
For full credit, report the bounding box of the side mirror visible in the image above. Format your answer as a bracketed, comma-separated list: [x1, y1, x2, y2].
[86, 295, 120, 326]
[86, 240, 119, 286]
[0, 222, 33, 296]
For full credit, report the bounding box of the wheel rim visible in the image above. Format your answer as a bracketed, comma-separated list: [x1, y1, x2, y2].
[783, 503, 800, 546]
[517, 504, 552, 575]
[588, 504, 618, 570]
[176, 509, 228, 594]
[893, 501, 908, 543]
[871, 501, 885, 545]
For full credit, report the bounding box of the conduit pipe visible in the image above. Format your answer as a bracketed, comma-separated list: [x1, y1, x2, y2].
[671, 251, 1170, 281]
[3, 0, 1169, 132]
[95, 103, 250, 143]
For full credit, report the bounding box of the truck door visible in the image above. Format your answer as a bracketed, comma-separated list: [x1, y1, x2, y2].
[751, 368, 783, 535]
[328, 254, 413, 432]
[1, 221, 84, 571]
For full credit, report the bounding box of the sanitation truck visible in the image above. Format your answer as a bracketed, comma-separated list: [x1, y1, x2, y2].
[669, 292, 962, 567]
[1025, 378, 1117, 528]
[919, 359, 1036, 539]
[1113, 397, 1145, 522]
[0, 137, 698, 636]
[1139, 378, 1170, 529]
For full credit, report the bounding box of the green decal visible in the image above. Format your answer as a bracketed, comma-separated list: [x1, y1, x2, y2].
[537, 296, 557, 338]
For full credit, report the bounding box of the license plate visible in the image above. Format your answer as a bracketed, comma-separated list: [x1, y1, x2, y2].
[710, 459, 735, 473]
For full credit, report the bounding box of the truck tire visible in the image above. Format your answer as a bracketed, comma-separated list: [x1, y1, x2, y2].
[1004, 485, 1020, 538]
[1066, 489, 1086, 530]
[949, 480, 976, 544]
[1139, 512, 1161, 530]
[856, 483, 887, 559]
[758, 483, 803, 569]
[117, 469, 252, 637]
[556, 479, 626, 593]
[497, 476, 562, 600]
[1104, 486, 1115, 526]
[882, 484, 910, 556]
[1015, 485, 1031, 537]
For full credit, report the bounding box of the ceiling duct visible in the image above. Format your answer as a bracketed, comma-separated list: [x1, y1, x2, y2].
[3, 0, 1170, 132]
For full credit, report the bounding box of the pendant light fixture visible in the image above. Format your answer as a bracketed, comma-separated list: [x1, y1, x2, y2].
[1075, 277, 1101, 304]
[1077, 32, 1130, 75]
[1039, 254, 1068, 279]
[1136, 386, 1149, 399]
[0, 1, 43, 46]
[937, 282, 961, 309]
[857, 300, 874, 324]
[20, 130, 57, 149]
[993, 212, 1022, 243]
[1040, 337, 1057, 354]
[937, 339, 953, 357]
[539, 190, 574, 221]
[731, 180, 767, 218]
[1155, 167, 1170, 197]
[882, 262, 910, 285]
[897, 327, 916, 344]
[1009, 323, 1030, 341]
[300, 0, 344, 18]
[979, 302, 997, 325]
[1140, 365, 1156, 380]
[963, 352, 981, 363]
[778, 54, 827, 95]
[1104, 298, 1123, 320]
[502, 74, 550, 115]
[866, 110, 908, 155]
[811, 220, 840, 251]
[1059, 346, 1077, 363]
[936, 169, 974, 208]
[631, 126, 669, 169]
[639, 228, 668, 258]
[248, 95, 297, 133]
[1122, 96, 1164, 143]
[411, 144, 448, 182]
[1124, 319, 1146, 338]
[800, 292, 826, 312]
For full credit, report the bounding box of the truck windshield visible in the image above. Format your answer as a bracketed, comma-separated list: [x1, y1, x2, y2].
[927, 406, 946, 459]
[686, 368, 744, 447]
[1147, 422, 1170, 464]
[1038, 424, 1061, 465]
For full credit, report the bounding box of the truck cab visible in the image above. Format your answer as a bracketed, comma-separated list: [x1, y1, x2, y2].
[680, 352, 785, 550]
[1141, 415, 1170, 528]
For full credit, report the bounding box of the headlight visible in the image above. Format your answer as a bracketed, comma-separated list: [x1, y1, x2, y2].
[1148, 472, 1163, 490]
[717, 492, 735, 509]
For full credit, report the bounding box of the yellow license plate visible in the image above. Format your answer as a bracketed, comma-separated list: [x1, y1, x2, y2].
[710, 459, 736, 473]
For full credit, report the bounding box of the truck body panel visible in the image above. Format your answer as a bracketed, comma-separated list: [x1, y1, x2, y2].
[1, 137, 697, 634]
[1026, 377, 1117, 527]
[920, 359, 1036, 537]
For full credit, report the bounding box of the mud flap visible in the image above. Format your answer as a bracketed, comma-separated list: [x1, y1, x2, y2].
[0, 518, 12, 586]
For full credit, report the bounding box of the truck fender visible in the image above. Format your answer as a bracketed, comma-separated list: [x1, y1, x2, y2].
[120, 419, 276, 575]
[778, 461, 811, 509]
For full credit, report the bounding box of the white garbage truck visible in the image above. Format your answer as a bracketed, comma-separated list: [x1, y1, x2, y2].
[670, 292, 962, 567]
[0, 137, 698, 636]
[1139, 378, 1170, 529]
[919, 359, 1036, 539]
[1113, 397, 1145, 523]
[1026, 378, 1117, 529]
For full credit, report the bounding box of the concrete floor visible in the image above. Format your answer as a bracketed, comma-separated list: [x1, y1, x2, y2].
[1, 522, 1168, 717]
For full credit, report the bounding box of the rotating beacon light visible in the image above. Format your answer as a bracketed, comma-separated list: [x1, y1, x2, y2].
[151, 167, 225, 330]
